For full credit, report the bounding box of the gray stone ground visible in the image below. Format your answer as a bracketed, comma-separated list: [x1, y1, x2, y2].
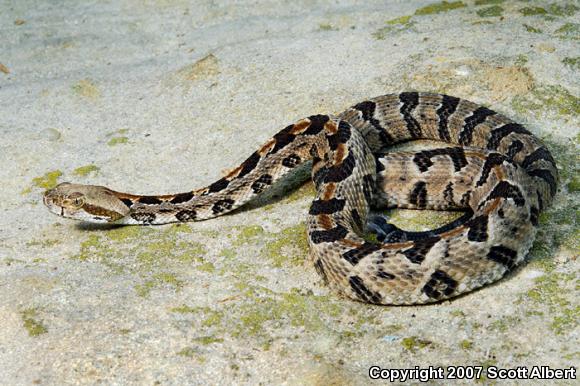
[0, 0, 578, 384]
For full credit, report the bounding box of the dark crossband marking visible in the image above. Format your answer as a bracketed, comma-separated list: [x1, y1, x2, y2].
[528, 169, 557, 196]
[443, 182, 454, 205]
[130, 212, 156, 224]
[313, 259, 328, 283]
[506, 140, 524, 160]
[351, 208, 363, 230]
[120, 198, 134, 208]
[282, 154, 301, 168]
[212, 199, 235, 214]
[375, 159, 385, 173]
[402, 236, 440, 264]
[353, 101, 394, 145]
[480, 181, 525, 209]
[303, 114, 330, 135]
[460, 191, 472, 207]
[309, 198, 346, 215]
[521, 146, 557, 169]
[170, 192, 194, 204]
[208, 178, 230, 193]
[476, 152, 506, 187]
[310, 224, 349, 244]
[238, 152, 262, 178]
[487, 123, 531, 150]
[327, 121, 352, 150]
[342, 242, 381, 265]
[530, 206, 539, 226]
[271, 124, 297, 154]
[409, 181, 428, 208]
[422, 270, 458, 300]
[487, 245, 518, 270]
[413, 147, 468, 173]
[436, 95, 460, 142]
[175, 209, 197, 222]
[459, 106, 495, 146]
[312, 163, 327, 187]
[139, 196, 163, 205]
[349, 276, 382, 304]
[250, 174, 272, 194]
[399, 92, 422, 138]
[536, 190, 544, 211]
[467, 215, 489, 242]
[323, 152, 356, 183]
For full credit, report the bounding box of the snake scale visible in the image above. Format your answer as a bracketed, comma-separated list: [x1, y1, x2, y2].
[44, 92, 558, 305]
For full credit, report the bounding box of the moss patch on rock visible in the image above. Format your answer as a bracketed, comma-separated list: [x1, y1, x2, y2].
[415, 1, 465, 16]
[20, 308, 48, 336]
[519, 7, 548, 17]
[562, 57, 580, 70]
[73, 224, 207, 296]
[401, 336, 432, 352]
[511, 84, 580, 120]
[72, 79, 100, 99]
[372, 16, 415, 39]
[523, 272, 578, 335]
[33, 170, 63, 190]
[73, 164, 100, 177]
[554, 22, 580, 40]
[477, 5, 503, 18]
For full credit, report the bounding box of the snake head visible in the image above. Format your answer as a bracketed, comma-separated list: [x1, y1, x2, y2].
[43, 182, 130, 223]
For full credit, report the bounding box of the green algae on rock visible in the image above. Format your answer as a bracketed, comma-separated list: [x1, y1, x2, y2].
[71, 79, 100, 99]
[562, 57, 580, 70]
[554, 22, 580, 40]
[73, 164, 100, 177]
[32, 170, 63, 190]
[401, 336, 432, 352]
[20, 308, 48, 336]
[415, 1, 465, 16]
[474, 0, 504, 5]
[476, 5, 503, 17]
[73, 224, 208, 296]
[523, 272, 578, 335]
[511, 84, 580, 120]
[519, 7, 548, 17]
[372, 15, 415, 39]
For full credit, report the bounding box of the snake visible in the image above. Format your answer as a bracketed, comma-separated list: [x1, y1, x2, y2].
[43, 92, 558, 305]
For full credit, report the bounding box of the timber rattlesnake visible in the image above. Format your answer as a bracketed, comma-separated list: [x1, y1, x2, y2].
[44, 92, 558, 305]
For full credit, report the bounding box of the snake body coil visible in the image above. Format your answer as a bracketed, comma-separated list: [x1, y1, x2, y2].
[44, 92, 558, 305]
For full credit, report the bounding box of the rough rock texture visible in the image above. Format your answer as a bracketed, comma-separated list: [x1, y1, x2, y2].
[0, 1, 578, 384]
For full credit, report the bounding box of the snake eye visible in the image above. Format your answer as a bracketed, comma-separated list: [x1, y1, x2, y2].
[68, 192, 85, 207]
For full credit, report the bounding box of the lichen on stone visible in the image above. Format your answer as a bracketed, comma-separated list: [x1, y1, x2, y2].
[415, 1, 465, 16]
[30, 170, 63, 190]
[71, 79, 100, 99]
[372, 16, 415, 39]
[477, 5, 503, 18]
[73, 164, 99, 177]
[401, 336, 432, 352]
[20, 308, 48, 336]
[511, 84, 580, 120]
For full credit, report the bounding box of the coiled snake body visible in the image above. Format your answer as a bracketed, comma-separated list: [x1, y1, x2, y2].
[44, 92, 558, 305]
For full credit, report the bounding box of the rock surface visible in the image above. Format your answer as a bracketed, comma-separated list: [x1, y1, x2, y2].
[0, 1, 578, 384]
